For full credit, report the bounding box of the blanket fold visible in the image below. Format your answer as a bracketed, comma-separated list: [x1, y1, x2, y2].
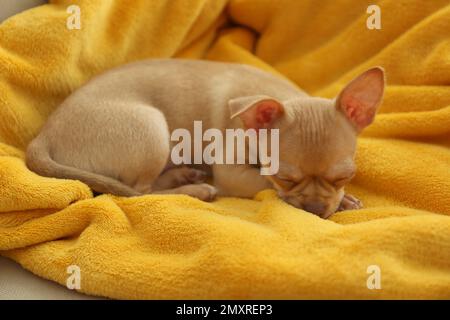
[0, 0, 449, 299]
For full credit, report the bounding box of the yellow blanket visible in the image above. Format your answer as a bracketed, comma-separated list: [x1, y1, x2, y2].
[1, 0, 449, 299]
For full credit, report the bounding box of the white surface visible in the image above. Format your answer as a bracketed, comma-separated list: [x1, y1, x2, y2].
[0, 256, 100, 300]
[0, 0, 47, 23]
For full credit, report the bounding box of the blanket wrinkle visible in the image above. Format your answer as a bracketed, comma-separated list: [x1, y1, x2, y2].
[0, 0, 449, 299]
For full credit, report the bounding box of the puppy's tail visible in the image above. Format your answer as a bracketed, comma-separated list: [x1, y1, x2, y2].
[26, 136, 141, 197]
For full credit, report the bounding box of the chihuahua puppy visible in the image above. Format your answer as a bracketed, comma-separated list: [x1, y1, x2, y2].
[26, 59, 385, 218]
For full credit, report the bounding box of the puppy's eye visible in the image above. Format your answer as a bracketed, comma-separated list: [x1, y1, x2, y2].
[273, 175, 295, 190]
[332, 174, 355, 188]
[276, 175, 292, 182]
[333, 178, 349, 187]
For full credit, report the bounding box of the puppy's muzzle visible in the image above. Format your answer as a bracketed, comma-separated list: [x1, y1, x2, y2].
[302, 201, 327, 216]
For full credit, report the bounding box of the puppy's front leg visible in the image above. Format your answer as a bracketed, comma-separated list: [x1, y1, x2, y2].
[338, 193, 363, 211]
[213, 164, 272, 198]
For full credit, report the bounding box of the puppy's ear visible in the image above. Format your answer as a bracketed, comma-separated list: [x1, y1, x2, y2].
[229, 95, 284, 129]
[336, 67, 385, 132]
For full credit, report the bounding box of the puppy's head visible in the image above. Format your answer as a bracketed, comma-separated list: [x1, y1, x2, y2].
[230, 67, 385, 218]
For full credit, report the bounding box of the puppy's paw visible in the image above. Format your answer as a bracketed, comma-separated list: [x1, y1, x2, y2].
[180, 183, 217, 202]
[338, 194, 363, 211]
[155, 167, 208, 189]
[184, 168, 208, 184]
[195, 183, 218, 202]
[171, 167, 207, 186]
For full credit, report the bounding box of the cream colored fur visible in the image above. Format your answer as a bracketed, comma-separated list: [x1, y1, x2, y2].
[26, 59, 385, 218]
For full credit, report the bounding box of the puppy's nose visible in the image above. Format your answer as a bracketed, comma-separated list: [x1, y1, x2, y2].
[302, 201, 327, 216]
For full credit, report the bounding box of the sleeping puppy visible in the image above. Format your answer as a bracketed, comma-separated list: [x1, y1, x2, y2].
[26, 59, 385, 218]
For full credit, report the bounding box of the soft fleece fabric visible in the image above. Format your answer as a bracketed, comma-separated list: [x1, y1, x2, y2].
[0, 0, 449, 299]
